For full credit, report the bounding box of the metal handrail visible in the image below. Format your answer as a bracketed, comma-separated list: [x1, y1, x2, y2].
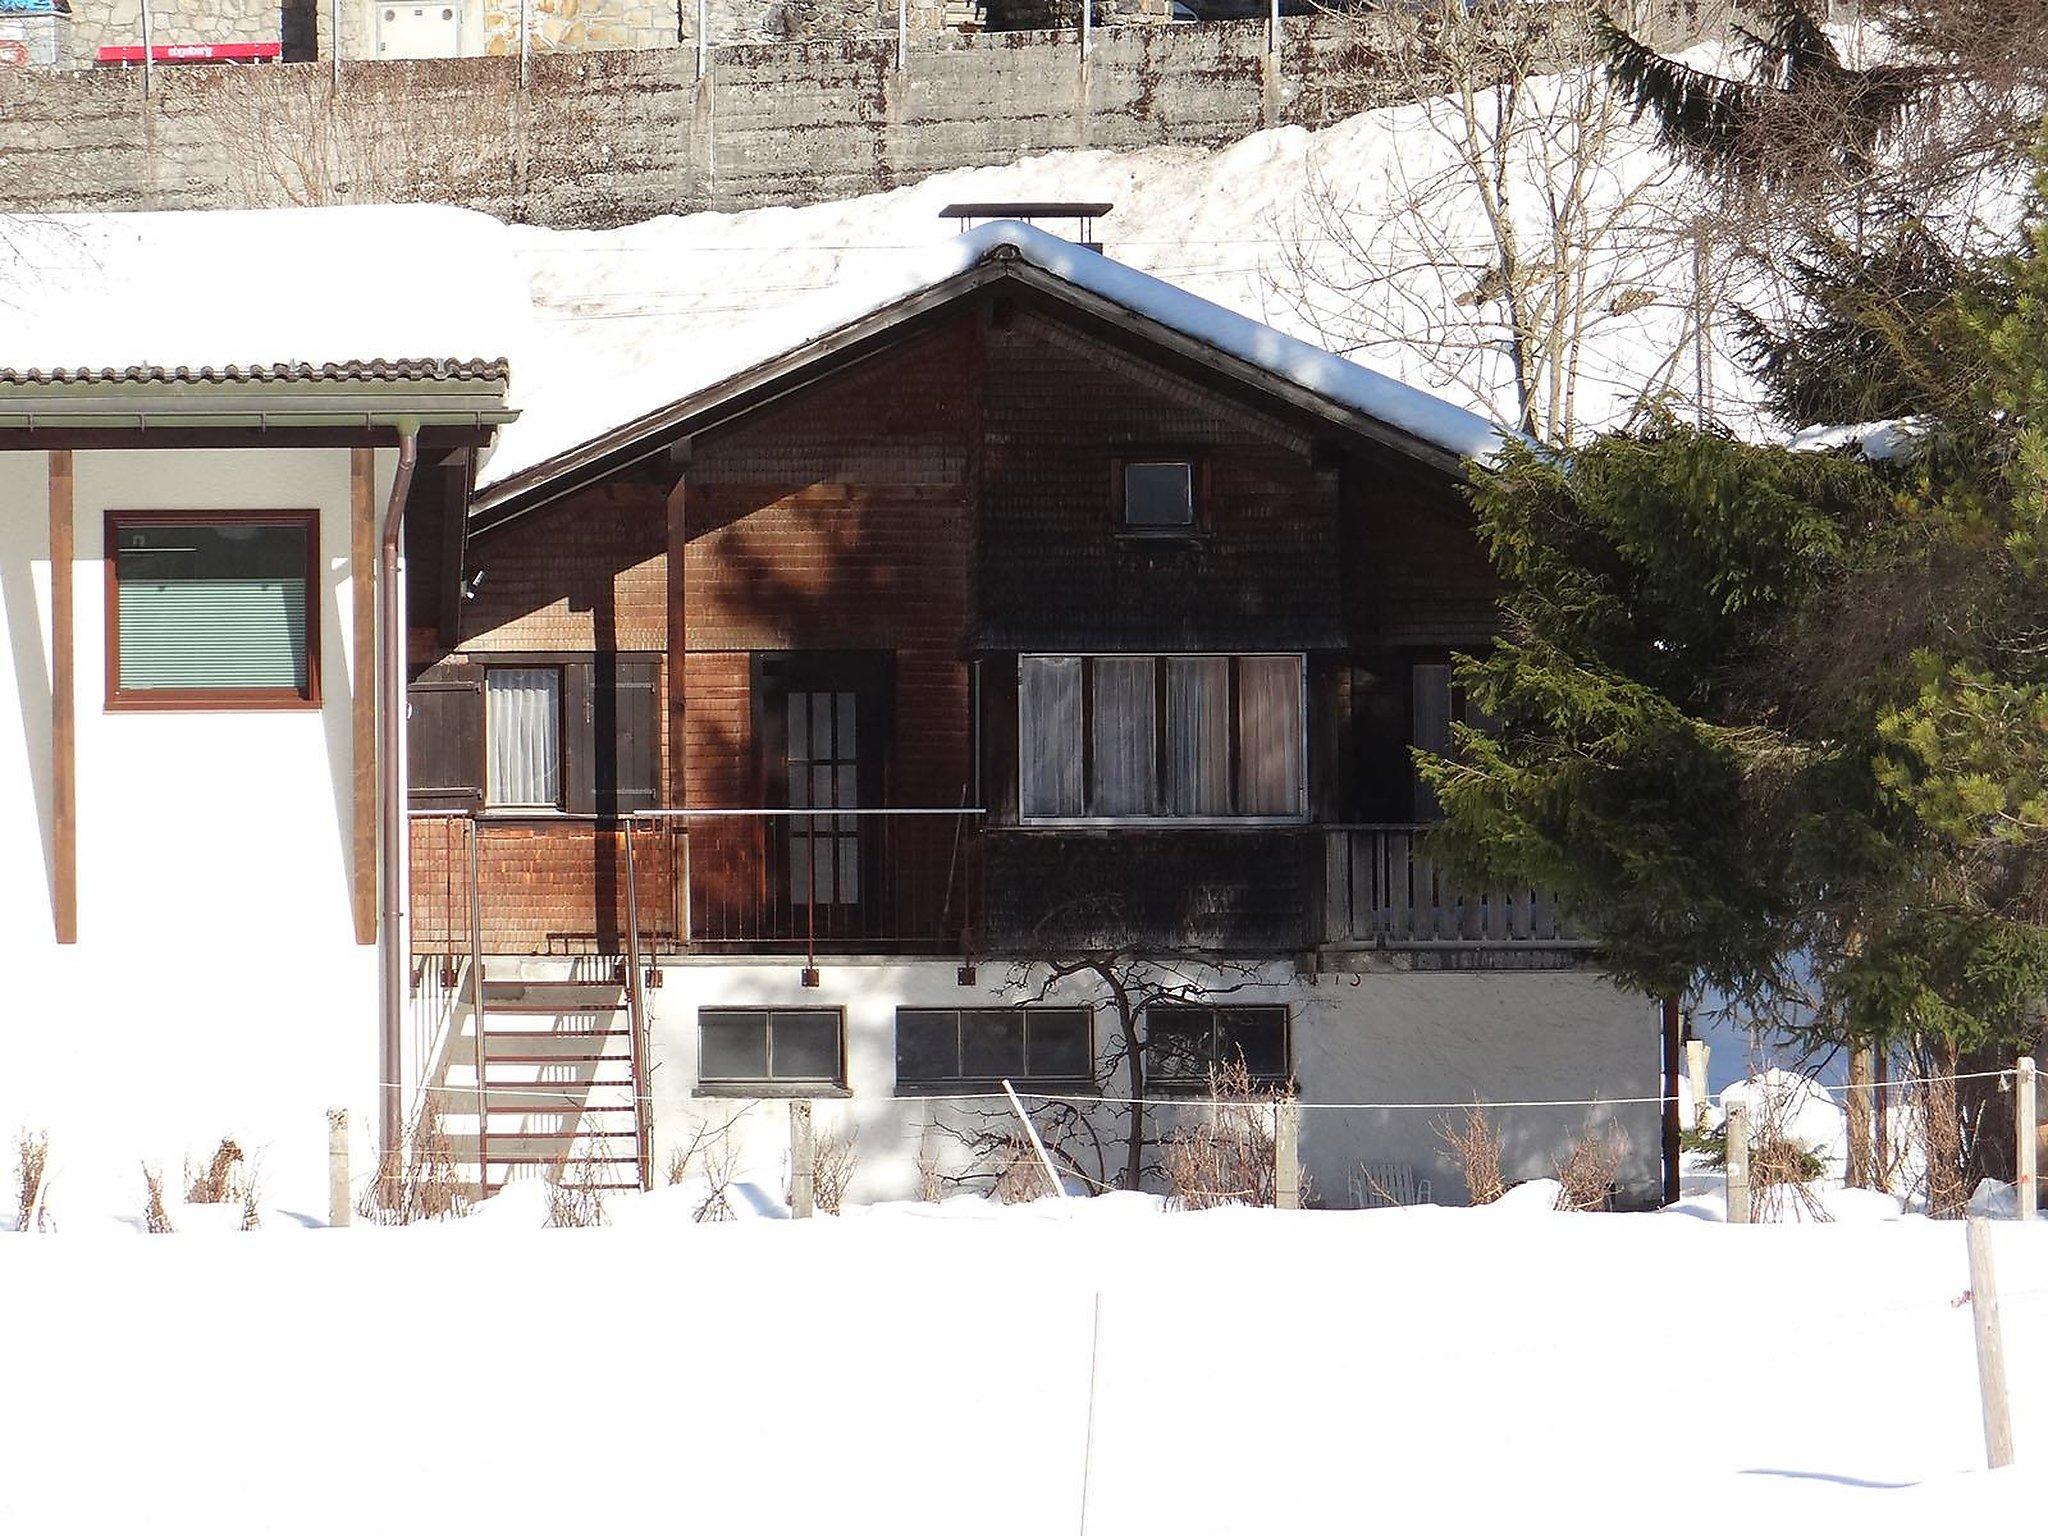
[630, 807, 989, 819]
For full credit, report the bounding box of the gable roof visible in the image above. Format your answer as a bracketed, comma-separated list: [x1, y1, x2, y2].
[472, 221, 1507, 527]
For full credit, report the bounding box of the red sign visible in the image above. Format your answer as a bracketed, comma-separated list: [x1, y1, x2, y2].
[96, 41, 281, 62]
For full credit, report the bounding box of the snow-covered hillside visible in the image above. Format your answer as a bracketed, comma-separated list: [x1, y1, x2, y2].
[0, 1192, 2042, 1532]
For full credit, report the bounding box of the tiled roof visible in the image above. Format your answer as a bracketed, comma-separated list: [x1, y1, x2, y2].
[0, 358, 511, 385]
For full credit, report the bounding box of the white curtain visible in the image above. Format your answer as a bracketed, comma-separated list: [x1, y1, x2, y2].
[1166, 656, 1231, 816]
[1238, 655, 1304, 817]
[1020, 656, 1083, 818]
[486, 667, 561, 808]
[1091, 656, 1157, 817]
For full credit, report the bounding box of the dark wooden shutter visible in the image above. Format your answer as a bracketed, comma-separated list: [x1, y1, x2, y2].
[563, 656, 661, 816]
[408, 662, 483, 811]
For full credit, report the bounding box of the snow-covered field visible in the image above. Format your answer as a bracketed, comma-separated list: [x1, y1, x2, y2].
[2, 1185, 2043, 1533]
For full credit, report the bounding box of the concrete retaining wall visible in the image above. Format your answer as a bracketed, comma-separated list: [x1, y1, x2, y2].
[0, 16, 1570, 225]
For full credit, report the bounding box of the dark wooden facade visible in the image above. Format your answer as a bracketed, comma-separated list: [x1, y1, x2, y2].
[404, 272, 1503, 957]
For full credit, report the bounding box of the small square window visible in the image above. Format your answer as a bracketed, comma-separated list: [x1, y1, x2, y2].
[1121, 461, 1195, 529]
[698, 1007, 844, 1093]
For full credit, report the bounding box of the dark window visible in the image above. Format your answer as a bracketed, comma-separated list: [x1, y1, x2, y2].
[106, 512, 318, 709]
[1121, 460, 1195, 529]
[895, 1007, 1093, 1090]
[1019, 654, 1305, 821]
[698, 1008, 844, 1092]
[1144, 1004, 1289, 1088]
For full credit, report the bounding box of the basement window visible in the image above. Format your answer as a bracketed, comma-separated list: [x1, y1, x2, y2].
[698, 1008, 845, 1095]
[894, 1007, 1094, 1092]
[106, 512, 319, 710]
[1144, 1004, 1290, 1090]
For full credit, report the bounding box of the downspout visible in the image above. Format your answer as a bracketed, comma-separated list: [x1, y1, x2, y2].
[378, 425, 421, 1167]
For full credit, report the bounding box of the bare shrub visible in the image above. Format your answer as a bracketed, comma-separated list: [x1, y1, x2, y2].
[239, 1167, 263, 1232]
[916, 1137, 944, 1204]
[662, 1109, 749, 1221]
[1161, 1061, 1291, 1211]
[1554, 1124, 1629, 1212]
[810, 1128, 858, 1216]
[141, 1164, 175, 1234]
[693, 1139, 741, 1224]
[185, 1137, 245, 1205]
[546, 1141, 610, 1230]
[357, 1110, 468, 1226]
[1434, 1102, 1506, 1206]
[14, 1128, 50, 1233]
[990, 1135, 1055, 1205]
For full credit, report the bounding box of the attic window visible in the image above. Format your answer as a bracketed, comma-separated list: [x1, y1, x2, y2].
[1120, 460, 1196, 530]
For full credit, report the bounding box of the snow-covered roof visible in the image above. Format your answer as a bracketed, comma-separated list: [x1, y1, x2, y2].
[1786, 417, 1924, 463]
[477, 220, 1506, 505]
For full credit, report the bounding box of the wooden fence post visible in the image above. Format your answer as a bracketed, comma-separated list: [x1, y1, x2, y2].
[1274, 1099, 1301, 1209]
[327, 1108, 352, 1228]
[2017, 1056, 2037, 1223]
[1966, 1219, 2014, 1469]
[1725, 1101, 1752, 1225]
[789, 1100, 815, 1219]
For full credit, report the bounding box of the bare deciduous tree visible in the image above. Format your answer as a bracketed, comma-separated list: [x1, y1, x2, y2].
[1278, 0, 1698, 445]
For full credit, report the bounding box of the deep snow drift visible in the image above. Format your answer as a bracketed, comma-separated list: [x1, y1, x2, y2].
[0, 1191, 2042, 1534]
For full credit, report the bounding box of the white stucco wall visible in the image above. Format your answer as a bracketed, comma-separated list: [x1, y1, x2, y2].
[632, 956, 1663, 1210]
[0, 448, 394, 1219]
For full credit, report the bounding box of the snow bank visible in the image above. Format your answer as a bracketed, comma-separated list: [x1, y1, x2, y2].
[3, 1195, 2045, 1532]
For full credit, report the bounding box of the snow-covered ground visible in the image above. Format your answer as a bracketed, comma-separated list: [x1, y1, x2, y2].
[2, 1186, 2043, 1533]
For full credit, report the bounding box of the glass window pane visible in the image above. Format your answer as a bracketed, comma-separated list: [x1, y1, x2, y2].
[1020, 656, 1083, 818]
[1219, 1008, 1288, 1079]
[787, 691, 809, 762]
[770, 1011, 841, 1083]
[1123, 462, 1194, 527]
[836, 692, 857, 761]
[1027, 1009, 1092, 1080]
[115, 520, 310, 693]
[1238, 655, 1304, 817]
[1166, 657, 1231, 816]
[485, 668, 561, 808]
[812, 694, 834, 763]
[1145, 1005, 1211, 1083]
[896, 1010, 959, 1085]
[1091, 656, 1157, 818]
[960, 1009, 1027, 1079]
[1411, 662, 1453, 820]
[699, 1010, 768, 1081]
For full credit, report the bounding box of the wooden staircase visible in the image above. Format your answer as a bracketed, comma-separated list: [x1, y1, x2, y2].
[424, 964, 651, 1197]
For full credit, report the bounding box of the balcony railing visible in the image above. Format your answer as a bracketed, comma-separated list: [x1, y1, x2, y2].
[409, 808, 983, 959]
[1321, 824, 1586, 948]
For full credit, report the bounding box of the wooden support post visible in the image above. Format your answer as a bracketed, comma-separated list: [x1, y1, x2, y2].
[326, 1108, 352, 1228]
[1966, 1219, 2014, 1469]
[349, 448, 378, 946]
[47, 450, 75, 944]
[789, 1100, 815, 1218]
[1274, 1099, 1300, 1209]
[1661, 997, 1682, 1206]
[2017, 1056, 2037, 1223]
[1003, 1078, 1068, 1200]
[1725, 1101, 1752, 1225]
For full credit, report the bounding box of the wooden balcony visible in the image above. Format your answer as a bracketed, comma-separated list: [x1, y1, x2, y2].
[1320, 824, 1588, 950]
[409, 809, 982, 959]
